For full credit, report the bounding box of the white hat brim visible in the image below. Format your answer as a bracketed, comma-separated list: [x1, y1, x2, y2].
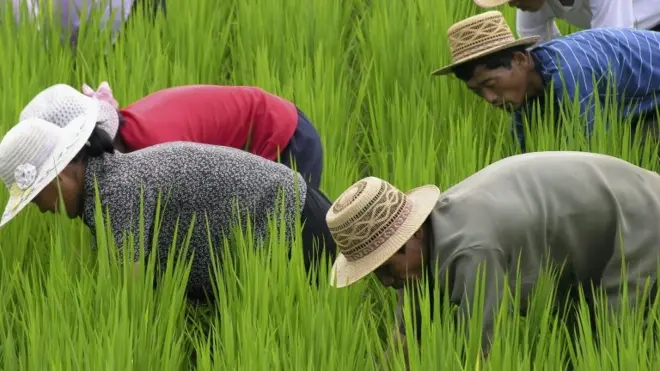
[329, 184, 441, 288]
[0, 99, 100, 228]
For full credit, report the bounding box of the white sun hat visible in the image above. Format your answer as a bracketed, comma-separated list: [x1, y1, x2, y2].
[326, 176, 441, 288]
[0, 98, 100, 228]
[19, 83, 119, 140]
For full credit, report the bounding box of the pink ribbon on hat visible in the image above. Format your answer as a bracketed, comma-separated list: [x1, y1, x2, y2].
[81, 81, 119, 109]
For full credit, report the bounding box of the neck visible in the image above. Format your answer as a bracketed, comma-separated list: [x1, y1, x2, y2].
[525, 56, 547, 101]
[113, 135, 127, 153]
[73, 160, 89, 218]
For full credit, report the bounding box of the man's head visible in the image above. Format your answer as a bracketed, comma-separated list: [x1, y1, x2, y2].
[372, 220, 429, 289]
[431, 11, 545, 111]
[474, 0, 547, 12]
[325, 177, 441, 289]
[451, 45, 543, 111]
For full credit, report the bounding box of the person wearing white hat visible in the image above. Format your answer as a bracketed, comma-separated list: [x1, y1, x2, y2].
[327, 151, 660, 362]
[473, 0, 660, 45]
[0, 86, 337, 303]
[432, 11, 660, 152]
[20, 82, 326, 190]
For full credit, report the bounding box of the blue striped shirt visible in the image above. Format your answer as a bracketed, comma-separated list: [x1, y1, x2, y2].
[513, 28, 660, 150]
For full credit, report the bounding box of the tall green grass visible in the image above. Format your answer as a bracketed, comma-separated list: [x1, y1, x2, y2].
[0, 0, 659, 369]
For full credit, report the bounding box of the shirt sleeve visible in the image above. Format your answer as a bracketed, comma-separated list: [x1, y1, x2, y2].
[446, 246, 508, 357]
[589, 0, 635, 29]
[516, 9, 562, 43]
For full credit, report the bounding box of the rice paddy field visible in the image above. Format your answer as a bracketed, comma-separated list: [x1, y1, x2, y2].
[1, 0, 660, 370]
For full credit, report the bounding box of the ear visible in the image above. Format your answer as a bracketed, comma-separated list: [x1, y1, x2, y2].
[412, 225, 425, 240]
[512, 51, 532, 69]
[56, 166, 75, 183]
[52, 173, 65, 189]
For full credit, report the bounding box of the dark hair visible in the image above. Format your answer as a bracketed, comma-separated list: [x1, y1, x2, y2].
[117, 110, 126, 127]
[451, 45, 531, 82]
[72, 123, 115, 163]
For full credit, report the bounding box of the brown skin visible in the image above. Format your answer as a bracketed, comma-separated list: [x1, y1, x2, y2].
[374, 226, 429, 289]
[463, 51, 546, 112]
[31, 162, 87, 218]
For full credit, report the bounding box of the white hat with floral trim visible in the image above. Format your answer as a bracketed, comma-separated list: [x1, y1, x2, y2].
[0, 98, 100, 228]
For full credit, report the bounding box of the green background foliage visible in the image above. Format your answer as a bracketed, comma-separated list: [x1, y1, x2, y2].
[0, 1, 658, 369]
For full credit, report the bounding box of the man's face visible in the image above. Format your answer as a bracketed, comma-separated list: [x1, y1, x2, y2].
[508, 0, 546, 12]
[464, 52, 535, 112]
[373, 227, 426, 290]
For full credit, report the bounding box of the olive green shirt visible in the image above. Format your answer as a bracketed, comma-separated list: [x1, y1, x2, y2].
[394, 151, 660, 353]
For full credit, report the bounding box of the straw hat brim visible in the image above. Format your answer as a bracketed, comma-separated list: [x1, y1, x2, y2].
[473, 0, 509, 8]
[329, 184, 441, 288]
[430, 36, 540, 76]
[0, 99, 100, 228]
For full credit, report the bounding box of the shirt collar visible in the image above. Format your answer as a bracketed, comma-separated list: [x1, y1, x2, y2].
[515, 47, 554, 116]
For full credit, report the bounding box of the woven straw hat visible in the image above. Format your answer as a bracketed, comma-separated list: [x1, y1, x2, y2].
[431, 11, 540, 76]
[19, 84, 120, 140]
[327, 177, 441, 288]
[473, 0, 510, 7]
[0, 99, 100, 228]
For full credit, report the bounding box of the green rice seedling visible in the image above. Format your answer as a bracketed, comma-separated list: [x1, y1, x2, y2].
[1, 0, 660, 370]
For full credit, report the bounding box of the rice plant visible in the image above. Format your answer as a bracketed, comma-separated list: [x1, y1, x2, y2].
[0, 0, 658, 370]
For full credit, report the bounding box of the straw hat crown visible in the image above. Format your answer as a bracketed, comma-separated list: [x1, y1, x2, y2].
[327, 177, 415, 262]
[0, 118, 60, 190]
[19, 84, 120, 139]
[326, 176, 440, 288]
[431, 11, 539, 76]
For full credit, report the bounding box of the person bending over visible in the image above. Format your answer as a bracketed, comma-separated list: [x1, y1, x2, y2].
[432, 11, 660, 152]
[0, 94, 336, 304]
[20, 82, 325, 189]
[326, 151, 660, 367]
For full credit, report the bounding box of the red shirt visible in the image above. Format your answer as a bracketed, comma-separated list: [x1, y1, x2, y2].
[118, 85, 299, 161]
